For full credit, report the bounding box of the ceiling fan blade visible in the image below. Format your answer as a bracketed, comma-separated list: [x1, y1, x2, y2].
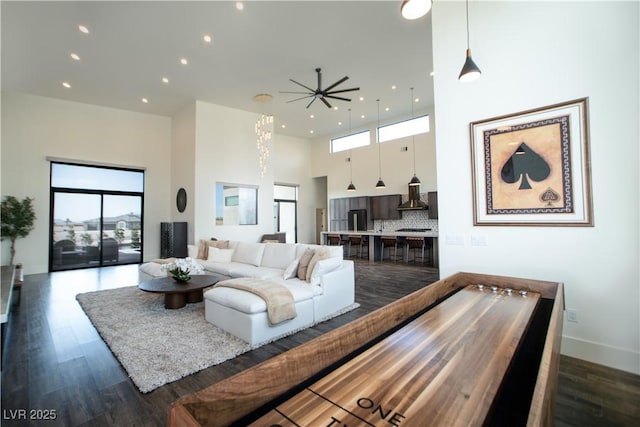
[323, 76, 350, 93]
[320, 97, 332, 109]
[317, 68, 322, 91]
[325, 95, 352, 102]
[326, 87, 360, 95]
[279, 91, 313, 95]
[306, 97, 317, 108]
[289, 78, 315, 93]
[286, 95, 314, 103]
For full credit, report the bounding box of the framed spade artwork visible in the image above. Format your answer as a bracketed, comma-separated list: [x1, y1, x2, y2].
[470, 98, 593, 226]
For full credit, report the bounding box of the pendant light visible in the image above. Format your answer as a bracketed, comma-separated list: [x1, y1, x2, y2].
[400, 0, 432, 20]
[409, 88, 421, 186]
[347, 108, 356, 192]
[375, 99, 386, 189]
[459, 0, 482, 82]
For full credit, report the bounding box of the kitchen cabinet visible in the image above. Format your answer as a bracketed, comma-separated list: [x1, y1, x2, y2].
[330, 196, 371, 231]
[427, 192, 438, 219]
[370, 194, 402, 220]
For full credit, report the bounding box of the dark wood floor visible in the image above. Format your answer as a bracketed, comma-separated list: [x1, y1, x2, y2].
[1, 260, 638, 426]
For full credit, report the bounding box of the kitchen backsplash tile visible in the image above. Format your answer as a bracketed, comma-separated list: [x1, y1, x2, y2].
[373, 210, 438, 232]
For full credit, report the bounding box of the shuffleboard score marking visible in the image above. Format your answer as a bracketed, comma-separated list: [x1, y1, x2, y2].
[249, 284, 541, 427]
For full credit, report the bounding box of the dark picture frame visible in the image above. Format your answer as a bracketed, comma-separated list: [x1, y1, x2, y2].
[470, 98, 593, 226]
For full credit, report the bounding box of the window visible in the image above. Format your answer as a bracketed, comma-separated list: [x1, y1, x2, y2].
[330, 130, 370, 153]
[378, 115, 430, 143]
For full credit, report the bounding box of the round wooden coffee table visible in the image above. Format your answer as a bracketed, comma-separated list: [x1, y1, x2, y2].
[138, 274, 224, 309]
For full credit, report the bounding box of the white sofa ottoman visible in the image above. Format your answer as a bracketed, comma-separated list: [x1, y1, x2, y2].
[204, 280, 316, 346]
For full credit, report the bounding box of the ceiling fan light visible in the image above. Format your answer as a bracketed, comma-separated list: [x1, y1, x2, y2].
[401, 0, 432, 20]
[459, 49, 482, 82]
[409, 174, 421, 186]
[375, 179, 386, 189]
[347, 182, 356, 192]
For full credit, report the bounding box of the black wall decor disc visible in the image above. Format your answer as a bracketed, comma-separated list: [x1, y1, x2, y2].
[176, 188, 187, 212]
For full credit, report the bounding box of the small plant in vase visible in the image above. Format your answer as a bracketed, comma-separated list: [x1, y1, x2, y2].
[169, 266, 191, 283]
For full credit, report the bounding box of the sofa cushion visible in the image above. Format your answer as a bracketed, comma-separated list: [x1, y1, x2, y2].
[296, 248, 315, 280]
[207, 247, 234, 263]
[283, 258, 299, 280]
[188, 244, 198, 258]
[232, 242, 266, 267]
[228, 265, 283, 280]
[310, 257, 343, 286]
[261, 243, 297, 269]
[197, 239, 230, 259]
[199, 260, 247, 276]
[306, 247, 329, 282]
[204, 281, 315, 314]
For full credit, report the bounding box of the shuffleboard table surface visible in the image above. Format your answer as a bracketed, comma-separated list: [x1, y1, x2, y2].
[249, 285, 540, 427]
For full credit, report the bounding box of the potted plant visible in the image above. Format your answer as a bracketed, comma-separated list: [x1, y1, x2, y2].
[1, 196, 36, 266]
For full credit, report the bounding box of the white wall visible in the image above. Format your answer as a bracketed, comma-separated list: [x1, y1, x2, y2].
[0, 92, 172, 273]
[431, 1, 639, 373]
[171, 102, 197, 242]
[192, 101, 314, 244]
[310, 108, 438, 201]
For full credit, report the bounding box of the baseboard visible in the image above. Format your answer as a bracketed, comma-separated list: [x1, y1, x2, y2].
[561, 334, 640, 375]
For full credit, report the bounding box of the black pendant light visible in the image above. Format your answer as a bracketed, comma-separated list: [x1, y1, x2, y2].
[409, 88, 421, 186]
[459, 0, 482, 82]
[346, 108, 356, 192]
[375, 99, 386, 189]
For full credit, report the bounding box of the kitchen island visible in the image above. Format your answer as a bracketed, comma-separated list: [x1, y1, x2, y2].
[321, 229, 439, 268]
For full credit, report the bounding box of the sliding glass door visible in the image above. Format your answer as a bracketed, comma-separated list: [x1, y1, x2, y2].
[50, 162, 144, 271]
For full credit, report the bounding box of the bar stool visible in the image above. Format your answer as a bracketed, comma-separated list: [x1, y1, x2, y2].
[327, 234, 341, 246]
[380, 236, 401, 263]
[405, 237, 426, 264]
[348, 235, 367, 258]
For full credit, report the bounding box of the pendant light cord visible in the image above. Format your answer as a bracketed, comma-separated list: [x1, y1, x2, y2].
[377, 99, 382, 178]
[410, 88, 416, 176]
[465, 0, 470, 49]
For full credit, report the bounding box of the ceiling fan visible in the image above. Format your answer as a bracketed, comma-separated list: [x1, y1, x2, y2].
[281, 68, 360, 109]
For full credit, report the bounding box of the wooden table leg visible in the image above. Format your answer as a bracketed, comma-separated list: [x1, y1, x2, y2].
[186, 290, 203, 304]
[164, 293, 187, 309]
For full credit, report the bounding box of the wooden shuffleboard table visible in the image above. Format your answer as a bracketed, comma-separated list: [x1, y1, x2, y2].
[169, 272, 564, 427]
[249, 285, 540, 427]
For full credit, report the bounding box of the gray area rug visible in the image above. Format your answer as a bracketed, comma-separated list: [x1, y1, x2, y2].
[76, 285, 359, 393]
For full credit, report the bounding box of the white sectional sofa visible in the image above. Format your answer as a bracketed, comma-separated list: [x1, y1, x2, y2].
[141, 239, 356, 346]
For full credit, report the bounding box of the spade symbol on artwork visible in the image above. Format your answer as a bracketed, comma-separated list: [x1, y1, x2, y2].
[501, 142, 551, 190]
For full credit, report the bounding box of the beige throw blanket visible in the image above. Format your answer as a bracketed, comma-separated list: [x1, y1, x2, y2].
[213, 278, 297, 325]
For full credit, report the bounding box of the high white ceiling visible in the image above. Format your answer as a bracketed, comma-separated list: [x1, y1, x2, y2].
[1, 1, 433, 139]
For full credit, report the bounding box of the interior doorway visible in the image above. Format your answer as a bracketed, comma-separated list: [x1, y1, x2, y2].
[274, 184, 298, 243]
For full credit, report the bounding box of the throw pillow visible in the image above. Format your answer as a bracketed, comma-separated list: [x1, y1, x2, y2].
[197, 239, 209, 259]
[296, 248, 315, 280]
[306, 247, 329, 282]
[208, 240, 230, 249]
[310, 257, 343, 286]
[207, 247, 234, 263]
[283, 258, 300, 280]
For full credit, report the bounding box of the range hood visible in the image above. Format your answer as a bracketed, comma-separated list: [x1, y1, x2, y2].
[397, 183, 428, 211]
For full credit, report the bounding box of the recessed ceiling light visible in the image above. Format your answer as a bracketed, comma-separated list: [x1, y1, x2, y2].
[62, 82, 71, 89]
[70, 53, 80, 61]
[430, 71, 435, 77]
[361, 114, 365, 119]
[236, 2, 244, 11]
[333, 106, 339, 110]
[385, 107, 390, 111]
[359, 96, 364, 101]
[338, 121, 343, 126]
[281, 124, 286, 129]
[162, 77, 169, 84]
[78, 25, 89, 34]
[391, 85, 397, 90]
[309, 130, 314, 134]
[203, 34, 212, 43]
[310, 114, 314, 119]
[141, 98, 149, 103]
[414, 97, 420, 103]
[180, 58, 188, 65]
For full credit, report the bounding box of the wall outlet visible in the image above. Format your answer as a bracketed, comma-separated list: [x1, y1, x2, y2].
[567, 309, 578, 323]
